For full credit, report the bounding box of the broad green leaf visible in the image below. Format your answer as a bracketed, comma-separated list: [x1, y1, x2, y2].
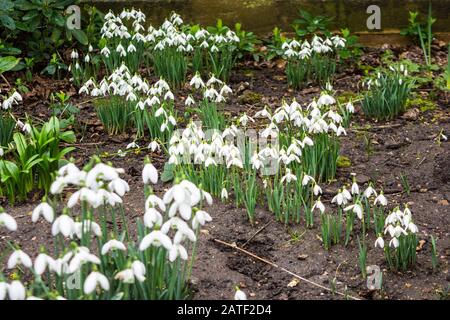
[0, 56, 20, 73]
[0, 15, 15, 30]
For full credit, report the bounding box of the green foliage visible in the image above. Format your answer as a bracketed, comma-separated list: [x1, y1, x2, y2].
[400, 4, 436, 67]
[264, 27, 287, 61]
[0, 116, 75, 204]
[0, 114, 15, 148]
[292, 9, 332, 37]
[0, 55, 20, 74]
[234, 22, 261, 61]
[361, 67, 414, 120]
[338, 28, 363, 61]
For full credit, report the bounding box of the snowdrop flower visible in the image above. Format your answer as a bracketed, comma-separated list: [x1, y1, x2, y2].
[74, 221, 102, 239]
[234, 288, 247, 300]
[8, 281, 26, 300]
[317, 94, 335, 106]
[363, 184, 377, 198]
[131, 260, 146, 282]
[126, 141, 139, 149]
[221, 187, 228, 201]
[374, 236, 385, 249]
[281, 168, 297, 184]
[84, 271, 110, 295]
[302, 174, 314, 186]
[185, 95, 195, 106]
[139, 230, 172, 251]
[34, 253, 54, 275]
[0, 212, 17, 231]
[346, 102, 355, 113]
[190, 73, 205, 89]
[313, 184, 322, 196]
[52, 215, 75, 237]
[142, 161, 158, 184]
[192, 210, 212, 229]
[374, 193, 387, 206]
[313, 199, 325, 213]
[0, 147, 3, 157]
[32, 202, 54, 223]
[389, 237, 400, 248]
[344, 203, 363, 220]
[148, 141, 160, 152]
[169, 243, 188, 262]
[143, 207, 163, 228]
[22, 123, 32, 134]
[8, 250, 32, 269]
[0, 282, 8, 300]
[351, 180, 360, 195]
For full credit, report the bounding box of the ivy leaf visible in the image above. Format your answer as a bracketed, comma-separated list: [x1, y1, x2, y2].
[71, 29, 88, 45]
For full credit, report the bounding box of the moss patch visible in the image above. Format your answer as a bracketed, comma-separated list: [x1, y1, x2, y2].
[406, 98, 437, 112]
[337, 155, 352, 168]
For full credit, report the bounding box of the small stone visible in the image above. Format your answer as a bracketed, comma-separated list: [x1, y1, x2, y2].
[356, 175, 370, 184]
[438, 199, 449, 206]
[297, 254, 309, 260]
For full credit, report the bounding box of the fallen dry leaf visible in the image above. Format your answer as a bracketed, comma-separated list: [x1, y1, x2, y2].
[287, 278, 299, 288]
[416, 239, 426, 251]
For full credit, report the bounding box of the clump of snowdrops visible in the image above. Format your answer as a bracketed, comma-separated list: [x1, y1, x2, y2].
[0, 156, 212, 300]
[186, 73, 233, 130]
[79, 64, 176, 141]
[361, 65, 413, 120]
[99, 9, 147, 74]
[319, 177, 389, 251]
[0, 90, 21, 148]
[283, 35, 346, 89]
[375, 206, 419, 271]
[69, 45, 101, 87]
[166, 91, 352, 225]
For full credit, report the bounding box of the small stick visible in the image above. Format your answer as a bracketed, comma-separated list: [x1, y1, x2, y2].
[214, 238, 361, 300]
[242, 221, 272, 248]
[0, 74, 10, 87]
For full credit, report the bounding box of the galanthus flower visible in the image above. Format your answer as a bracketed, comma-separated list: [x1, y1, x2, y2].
[234, 288, 247, 300]
[374, 193, 387, 206]
[142, 162, 158, 184]
[344, 203, 363, 220]
[8, 250, 32, 269]
[139, 231, 173, 251]
[363, 185, 377, 198]
[221, 187, 229, 201]
[32, 202, 55, 223]
[101, 240, 127, 255]
[374, 236, 385, 249]
[144, 207, 163, 228]
[169, 243, 188, 262]
[74, 220, 102, 239]
[84, 271, 110, 295]
[51, 215, 76, 238]
[8, 281, 26, 300]
[313, 199, 325, 213]
[34, 253, 55, 275]
[192, 210, 212, 230]
[0, 212, 17, 231]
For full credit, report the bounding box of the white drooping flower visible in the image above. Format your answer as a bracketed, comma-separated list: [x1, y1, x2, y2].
[0, 212, 17, 231]
[234, 288, 247, 300]
[51, 215, 76, 238]
[101, 239, 127, 255]
[7, 250, 32, 269]
[8, 281, 26, 300]
[32, 202, 54, 223]
[83, 271, 110, 295]
[139, 230, 173, 251]
[142, 162, 158, 184]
